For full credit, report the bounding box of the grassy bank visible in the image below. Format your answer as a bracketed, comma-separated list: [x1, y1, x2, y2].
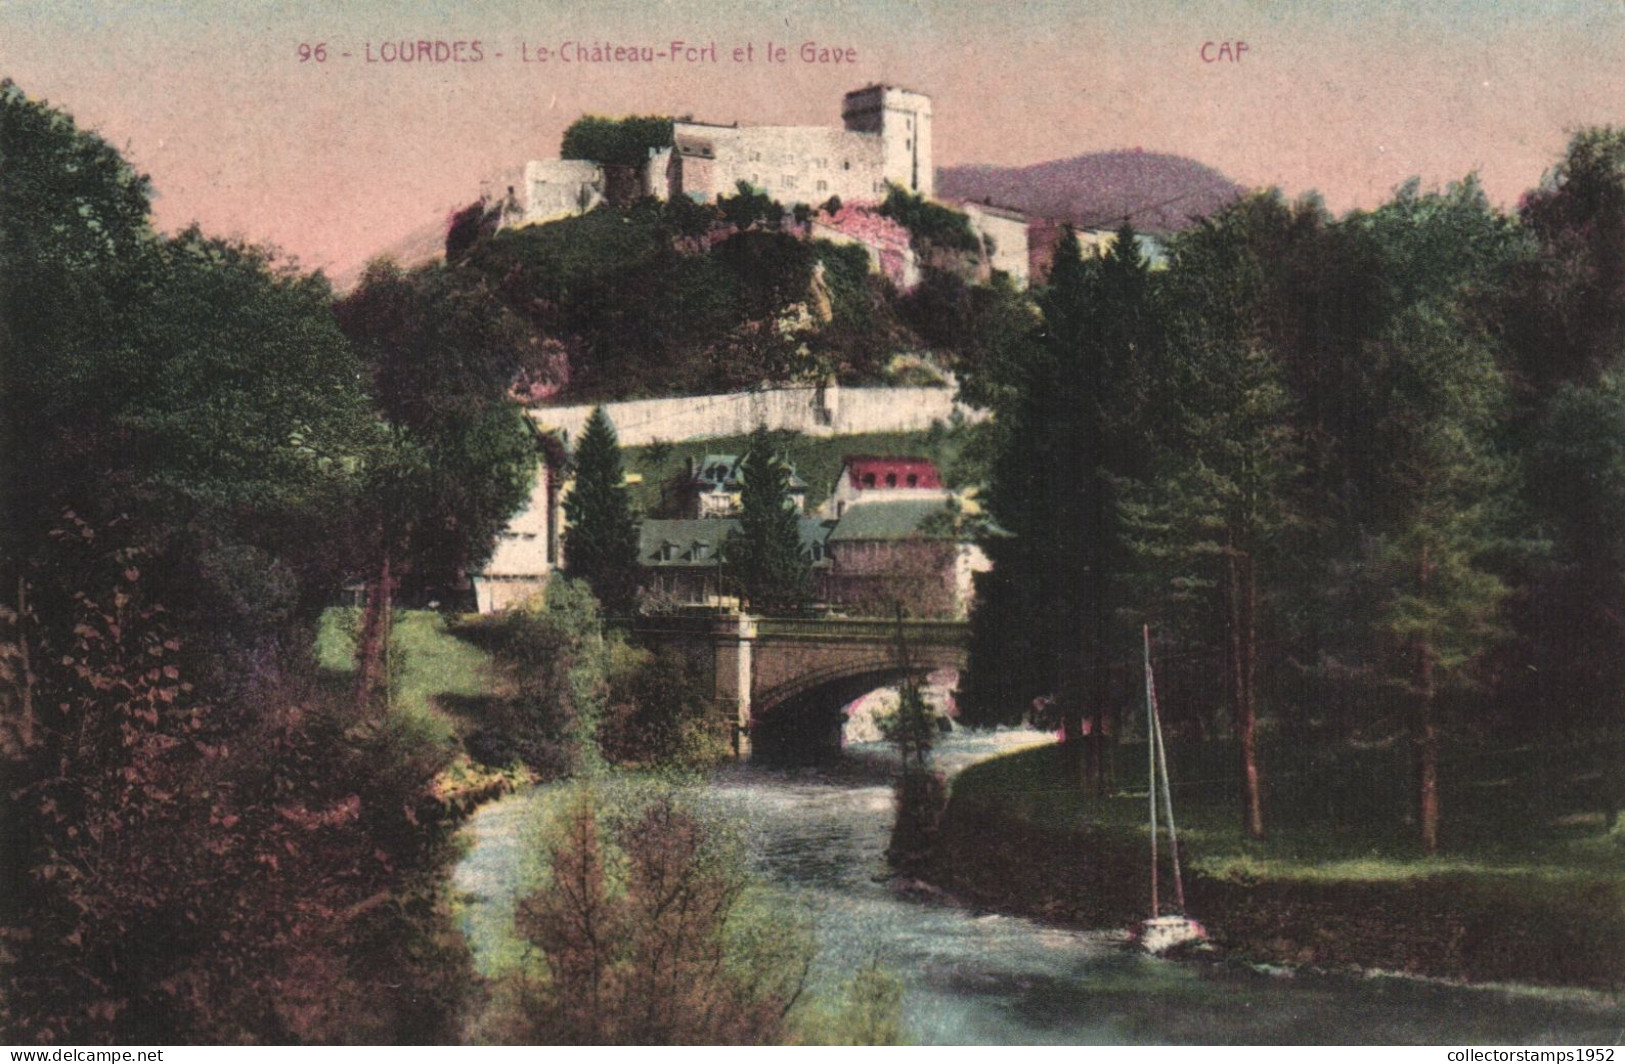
[930, 741, 1625, 989]
[317, 609, 528, 807]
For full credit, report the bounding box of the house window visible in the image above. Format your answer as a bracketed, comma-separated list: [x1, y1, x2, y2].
[886, 473, 898, 487]
[862, 473, 876, 488]
[817, 180, 828, 193]
[659, 543, 680, 562]
[782, 175, 795, 189]
[692, 542, 711, 561]
[907, 474, 918, 487]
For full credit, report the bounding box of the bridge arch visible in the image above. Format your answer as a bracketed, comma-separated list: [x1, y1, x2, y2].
[629, 613, 969, 760]
[752, 649, 967, 720]
[750, 647, 966, 761]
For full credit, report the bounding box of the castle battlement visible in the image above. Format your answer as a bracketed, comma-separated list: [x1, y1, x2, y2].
[520, 85, 934, 226]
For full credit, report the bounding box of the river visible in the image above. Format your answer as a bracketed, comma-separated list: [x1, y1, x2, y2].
[455, 728, 1623, 1045]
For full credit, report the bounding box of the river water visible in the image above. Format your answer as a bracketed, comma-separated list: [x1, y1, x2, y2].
[455, 728, 1623, 1045]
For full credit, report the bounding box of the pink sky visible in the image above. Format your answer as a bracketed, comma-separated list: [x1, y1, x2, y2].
[4, 0, 1621, 278]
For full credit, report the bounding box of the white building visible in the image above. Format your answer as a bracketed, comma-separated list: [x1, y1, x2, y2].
[471, 463, 556, 613]
[961, 201, 1031, 287]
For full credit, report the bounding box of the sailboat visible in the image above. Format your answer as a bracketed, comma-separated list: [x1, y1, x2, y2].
[1132, 624, 1210, 955]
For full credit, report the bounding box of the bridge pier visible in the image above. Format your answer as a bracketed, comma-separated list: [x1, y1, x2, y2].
[710, 614, 757, 757]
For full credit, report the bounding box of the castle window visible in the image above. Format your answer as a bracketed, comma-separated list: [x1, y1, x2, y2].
[817, 180, 828, 193]
[843, 160, 851, 170]
[782, 175, 795, 189]
[751, 151, 761, 161]
[905, 139, 912, 150]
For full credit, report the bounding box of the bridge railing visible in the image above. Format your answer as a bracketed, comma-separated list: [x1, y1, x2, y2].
[753, 616, 969, 643]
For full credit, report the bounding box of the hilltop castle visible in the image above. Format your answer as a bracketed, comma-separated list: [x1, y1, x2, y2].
[521, 84, 934, 224]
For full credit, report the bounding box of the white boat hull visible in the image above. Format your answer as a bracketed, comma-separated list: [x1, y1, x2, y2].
[1134, 915, 1209, 955]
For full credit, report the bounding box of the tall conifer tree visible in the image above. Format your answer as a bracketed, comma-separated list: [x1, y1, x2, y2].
[729, 427, 809, 614]
[564, 407, 640, 613]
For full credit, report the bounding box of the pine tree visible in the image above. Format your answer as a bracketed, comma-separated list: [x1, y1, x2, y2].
[1122, 200, 1308, 839]
[1049, 223, 1155, 792]
[728, 427, 809, 614]
[564, 407, 640, 613]
[1363, 304, 1515, 854]
[961, 224, 1159, 790]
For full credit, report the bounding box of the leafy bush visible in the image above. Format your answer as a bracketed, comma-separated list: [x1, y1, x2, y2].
[2, 521, 474, 1044]
[561, 115, 674, 167]
[462, 578, 608, 778]
[718, 180, 784, 230]
[878, 184, 979, 253]
[600, 645, 730, 769]
[480, 785, 814, 1044]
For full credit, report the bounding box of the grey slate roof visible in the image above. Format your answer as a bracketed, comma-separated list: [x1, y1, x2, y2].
[638, 518, 831, 566]
[825, 498, 957, 543]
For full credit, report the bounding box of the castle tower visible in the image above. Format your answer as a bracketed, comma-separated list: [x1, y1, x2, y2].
[841, 85, 933, 199]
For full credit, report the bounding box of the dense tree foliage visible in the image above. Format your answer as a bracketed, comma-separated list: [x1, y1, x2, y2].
[878, 184, 980, 253]
[334, 260, 540, 705]
[959, 145, 1625, 852]
[727, 428, 811, 614]
[460, 186, 1009, 401]
[562, 407, 641, 614]
[1, 84, 475, 1044]
[485, 787, 816, 1044]
[560, 114, 674, 168]
[962, 224, 1156, 792]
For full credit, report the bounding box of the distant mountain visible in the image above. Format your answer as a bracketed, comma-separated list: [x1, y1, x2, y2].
[937, 151, 1246, 234]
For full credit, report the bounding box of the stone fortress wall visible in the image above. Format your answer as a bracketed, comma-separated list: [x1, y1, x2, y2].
[668, 123, 887, 206]
[521, 84, 934, 223]
[529, 383, 985, 448]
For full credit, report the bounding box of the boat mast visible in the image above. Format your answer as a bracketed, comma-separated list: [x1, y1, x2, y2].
[1148, 635, 1186, 912]
[1143, 624, 1159, 918]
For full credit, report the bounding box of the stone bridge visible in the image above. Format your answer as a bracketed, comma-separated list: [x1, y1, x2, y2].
[631, 613, 970, 759]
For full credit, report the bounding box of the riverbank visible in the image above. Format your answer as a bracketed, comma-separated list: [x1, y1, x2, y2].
[925, 742, 1625, 991]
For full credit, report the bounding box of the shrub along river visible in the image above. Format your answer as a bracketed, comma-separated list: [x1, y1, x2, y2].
[455, 728, 1623, 1045]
